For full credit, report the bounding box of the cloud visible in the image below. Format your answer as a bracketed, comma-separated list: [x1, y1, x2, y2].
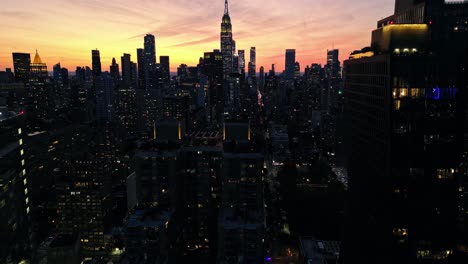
[166, 35, 219, 48]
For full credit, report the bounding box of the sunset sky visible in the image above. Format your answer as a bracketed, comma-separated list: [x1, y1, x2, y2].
[0, 0, 394, 72]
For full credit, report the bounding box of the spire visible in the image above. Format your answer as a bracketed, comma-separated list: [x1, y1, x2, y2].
[33, 50, 42, 64]
[224, 0, 229, 15]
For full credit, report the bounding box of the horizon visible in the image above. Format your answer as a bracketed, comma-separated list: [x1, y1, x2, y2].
[0, 0, 394, 72]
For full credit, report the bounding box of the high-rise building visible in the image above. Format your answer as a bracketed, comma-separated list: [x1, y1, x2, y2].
[248, 47, 257, 91]
[144, 34, 157, 92]
[220, 0, 233, 79]
[121, 53, 132, 86]
[326, 49, 340, 79]
[95, 72, 114, 122]
[259, 66, 265, 90]
[137, 48, 145, 89]
[91, 49, 102, 78]
[53, 63, 63, 89]
[12, 53, 31, 84]
[0, 111, 29, 263]
[285, 49, 296, 80]
[160, 56, 170, 85]
[29, 50, 51, 119]
[109, 58, 120, 84]
[248, 47, 256, 78]
[238, 50, 245, 74]
[343, 0, 468, 262]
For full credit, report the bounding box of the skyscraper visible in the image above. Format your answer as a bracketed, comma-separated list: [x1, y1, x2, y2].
[343, 0, 468, 262]
[91, 49, 101, 78]
[160, 56, 170, 85]
[285, 49, 296, 80]
[144, 34, 157, 92]
[121, 53, 132, 86]
[238, 50, 245, 74]
[220, 0, 233, 79]
[0, 111, 29, 263]
[29, 51, 51, 119]
[137, 48, 145, 89]
[326, 49, 340, 79]
[248, 47, 256, 78]
[95, 72, 114, 122]
[12, 53, 31, 83]
[110, 58, 120, 84]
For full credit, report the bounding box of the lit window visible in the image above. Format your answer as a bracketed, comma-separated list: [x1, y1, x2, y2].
[394, 100, 401, 110]
[19, 139, 23, 145]
[20, 149, 24, 156]
[18, 128, 22, 135]
[21, 160, 25, 166]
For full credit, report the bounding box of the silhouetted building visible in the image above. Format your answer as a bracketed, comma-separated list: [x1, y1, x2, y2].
[12, 52, 31, 83]
[343, 0, 468, 262]
[91, 49, 102, 78]
[160, 56, 170, 85]
[95, 72, 114, 122]
[121, 53, 132, 87]
[285, 49, 296, 80]
[110, 58, 120, 84]
[0, 111, 29, 263]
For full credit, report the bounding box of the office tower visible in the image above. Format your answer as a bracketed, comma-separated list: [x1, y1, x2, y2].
[285, 49, 296, 80]
[133, 149, 179, 208]
[162, 95, 190, 123]
[12, 52, 31, 83]
[55, 126, 115, 256]
[91, 49, 102, 78]
[238, 50, 245, 74]
[0, 111, 29, 263]
[131, 62, 138, 86]
[220, 0, 233, 79]
[179, 141, 223, 262]
[61, 68, 69, 88]
[248, 47, 256, 78]
[121, 53, 132, 86]
[160, 56, 170, 85]
[269, 64, 276, 76]
[137, 48, 145, 89]
[30, 51, 48, 82]
[294, 62, 301, 79]
[95, 72, 114, 122]
[259, 66, 265, 91]
[202, 50, 224, 123]
[29, 50, 51, 119]
[109, 58, 120, 84]
[53, 63, 63, 89]
[218, 150, 265, 263]
[343, 0, 468, 262]
[144, 34, 156, 65]
[116, 88, 137, 136]
[326, 49, 340, 79]
[144, 34, 157, 92]
[233, 54, 239, 74]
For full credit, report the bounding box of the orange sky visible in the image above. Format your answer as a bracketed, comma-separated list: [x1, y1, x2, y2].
[0, 0, 394, 72]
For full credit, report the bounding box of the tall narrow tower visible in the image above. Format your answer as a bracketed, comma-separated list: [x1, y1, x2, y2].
[220, 0, 233, 79]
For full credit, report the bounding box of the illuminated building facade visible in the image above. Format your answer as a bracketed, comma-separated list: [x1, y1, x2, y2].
[29, 51, 52, 119]
[220, 0, 233, 80]
[343, 0, 468, 262]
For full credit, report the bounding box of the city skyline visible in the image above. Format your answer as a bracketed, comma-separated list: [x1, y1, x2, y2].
[0, 0, 394, 72]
